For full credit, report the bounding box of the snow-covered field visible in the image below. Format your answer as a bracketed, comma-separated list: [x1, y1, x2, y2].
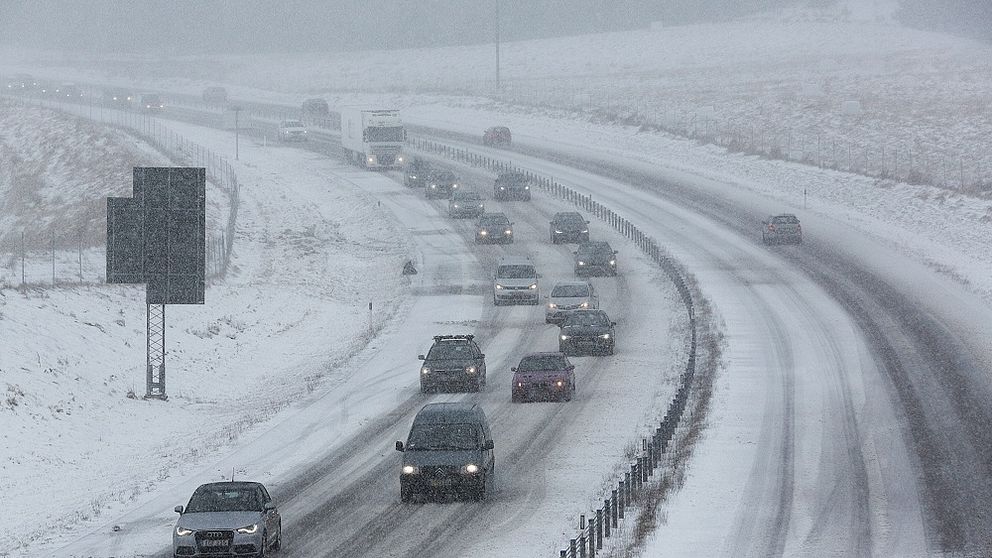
[3, 8, 992, 557]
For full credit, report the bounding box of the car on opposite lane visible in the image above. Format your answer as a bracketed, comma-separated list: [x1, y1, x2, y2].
[475, 212, 513, 244]
[559, 309, 616, 356]
[418, 334, 487, 392]
[448, 190, 485, 218]
[511, 352, 576, 402]
[172, 481, 282, 557]
[482, 126, 512, 147]
[762, 213, 803, 245]
[545, 280, 599, 324]
[550, 211, 590, 244]
[574, 241, 618, 277]
[202, 86, 229, 104]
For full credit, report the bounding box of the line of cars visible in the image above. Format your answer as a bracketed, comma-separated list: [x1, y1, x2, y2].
[394, 162, 624, 503]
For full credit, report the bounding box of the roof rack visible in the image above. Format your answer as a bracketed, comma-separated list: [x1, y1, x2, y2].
[433, 334, 474, 341]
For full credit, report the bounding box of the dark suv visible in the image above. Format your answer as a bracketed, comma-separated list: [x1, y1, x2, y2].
[418, 335, 487, 392]
[574, 241, 617, 276]
[493, 172, 531, 201]
[559, 309, 616, 356]
[404, 158, 432, 188]
[426, 170, 460, 199]
[449, 191, 485, 218]
[396, 402, 496, 502]
[550, 212, 590, 244]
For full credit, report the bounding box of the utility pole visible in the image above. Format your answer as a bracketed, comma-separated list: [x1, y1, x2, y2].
[231, 105, 243, 161]
[494, 0, 501, 93]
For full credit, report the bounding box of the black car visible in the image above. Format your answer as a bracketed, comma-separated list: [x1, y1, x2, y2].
[396, 402, 496, 502]
[574, 241, 617, 276]
[475, 213, 513, 244]
[559, 309, 616, 356]
[493, 172, 531, 201]
[550, 211, 590, 244]
[102, 88, 134, 106]
[418, 335, 487, 392]
[426, 170, 460, 199]
[301, 98, 330, 118]
[449, 191, 485, 218]
[141, 93, 164, 111]
[404, 158, 432, 188]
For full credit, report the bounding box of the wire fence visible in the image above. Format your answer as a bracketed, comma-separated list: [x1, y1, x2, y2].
[0, 92, 241, 288]
[409, 136, 703, 557]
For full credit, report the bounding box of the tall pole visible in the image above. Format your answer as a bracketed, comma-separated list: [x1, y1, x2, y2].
[235, 107, 240, 161]
[495, 0, 500, 93]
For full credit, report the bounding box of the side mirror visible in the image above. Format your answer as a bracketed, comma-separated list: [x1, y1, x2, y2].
[510, 367, 517, 372]
[483, 440, 495, 451]
[611, 321, 617, 326]
[174, 505, 184, 514]
[417, 354, 425, 360]
[585, 220, 590, 224]
[264, 502, 276, 511]
[613, 250, 618, 254]
[395, 441, 405, 452]
[537, 274, 543, 278]
[479, 353, 486, 359]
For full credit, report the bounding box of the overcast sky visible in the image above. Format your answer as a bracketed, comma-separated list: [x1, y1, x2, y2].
[0, 1, 987, 55]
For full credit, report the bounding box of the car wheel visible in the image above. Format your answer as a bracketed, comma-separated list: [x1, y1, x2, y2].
[607, 344, 615, 356]
[271, 523, 282, 551]
[258, 531, 267, 557]
[511, 391, 522, 403]
[473, 475, 488, 501]
[401, 484, 414, 503]
[471, 378, 482, 392]
[762, 234, 769, 245]
[564, 384, 574, 402]
[493, 297, 502, 306]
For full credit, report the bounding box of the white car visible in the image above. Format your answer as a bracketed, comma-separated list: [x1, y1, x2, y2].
[493, 256, 540, 306]
[277, 120, 308, 142]
[545, 281, 599, 324]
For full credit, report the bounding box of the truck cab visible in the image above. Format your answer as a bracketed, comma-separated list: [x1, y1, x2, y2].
[341, 108, 407, 169]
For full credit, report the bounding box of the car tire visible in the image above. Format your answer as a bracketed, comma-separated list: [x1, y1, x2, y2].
[401, 484, 414, 503]
[493, 297, 502, 306]
[258, 531, 267, 557]
[564, 384, 574, 402]
[473, 475, 487, 501]
[511, 392, 522, 403]
[762, 234, 769, 245]
[271, 524, 282, 551]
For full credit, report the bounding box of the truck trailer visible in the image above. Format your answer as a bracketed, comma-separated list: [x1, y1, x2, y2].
[340, 108, 407, 169]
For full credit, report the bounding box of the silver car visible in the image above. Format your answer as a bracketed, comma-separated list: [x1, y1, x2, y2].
[545, 281, 599, 324]
[173, 481, 282, 557]
[762, 213, 802, 244]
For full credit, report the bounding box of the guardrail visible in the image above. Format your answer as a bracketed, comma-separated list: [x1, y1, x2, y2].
[409, 137, 699, 556]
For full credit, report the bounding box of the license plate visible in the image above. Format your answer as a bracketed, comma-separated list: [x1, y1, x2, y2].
[431, 478, 454, 487]
[201, 539, 229, 547]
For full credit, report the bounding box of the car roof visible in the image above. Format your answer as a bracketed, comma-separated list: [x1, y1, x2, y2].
[521, 351, 566, 359]
[554, 211, 584, 219]
[565, 308, 610, 318]
[480, 212, 508, 220]
[552, 280, 591, 289]
[578, 241, 612, 250]
[414, 402, 485, 424]
[498, 255, 533, 265]
[196, 481, 263, 491]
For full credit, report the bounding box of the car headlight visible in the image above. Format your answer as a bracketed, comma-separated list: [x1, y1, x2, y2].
[430, 184, 437, 189]
[397, 156, 404, 162]
[499, 186, 505, 190]
[505, 229, 512, 235]
[547, 303, 557, 309]
[479, 230, 488, 235]
[581, 229, 589, 233]
[462, 464, 479, 474]
[525, 186, 530, 190]
[529, 284, 537, 289]
[402, 465, 419, 475]
[578, 261, 585, 266]
[453, 204, 459, 208]
[452, 183, 459, 188]
[556, 380, 564, 387]
[421, 367, 430, 375]
[368, 157, 374, 162]
[554, 230, 563, 234]
[176, 526, 195, 537]
[609, 260, 616, 265]
[580, 302, 589, 308]
[478, 204, 484, 208]
[600, 334, 611, 339]
[560, 334, 570, 340]
[465, 366, 477, 374]
[494, 284, 503, 290]
[236, 524, 259, 534]
[409, 175, 417, 180]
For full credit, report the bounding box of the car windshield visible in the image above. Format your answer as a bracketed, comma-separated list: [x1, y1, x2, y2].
[564, 312, 610, 327]
[427, 343, 474, 360]
[497, 174, 527, 185]
[552, 284, 590, 297]
[578, 244, 612, 258]
[556, 214, 584, 225]
[186, 486, 261, 513]
[497, 265, 536, 278]
[282, 121, 303, 128]
[517, 355, 567, 371]
[772, 215, 800, 224]
[433, 172, 456, 182]
[366, 126, 405, 142]
[452, 192, 480, 201]
[481, 215, 509, 226]
[406, 423, 479, 450]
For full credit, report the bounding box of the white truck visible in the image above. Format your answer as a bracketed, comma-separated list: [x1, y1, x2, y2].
[340, 108, 407, 169]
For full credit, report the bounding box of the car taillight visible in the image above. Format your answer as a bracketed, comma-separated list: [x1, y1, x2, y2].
[767, 224, 775, 231]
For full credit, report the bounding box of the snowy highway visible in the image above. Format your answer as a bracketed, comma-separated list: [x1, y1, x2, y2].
[12, 89, 992, 557]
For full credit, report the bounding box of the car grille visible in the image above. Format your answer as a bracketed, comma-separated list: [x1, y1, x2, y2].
[195, 530, 234, 553]
[378, 154, 396, 165]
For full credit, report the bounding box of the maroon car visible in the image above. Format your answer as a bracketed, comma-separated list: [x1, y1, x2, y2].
[511, 352, 575, 403]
